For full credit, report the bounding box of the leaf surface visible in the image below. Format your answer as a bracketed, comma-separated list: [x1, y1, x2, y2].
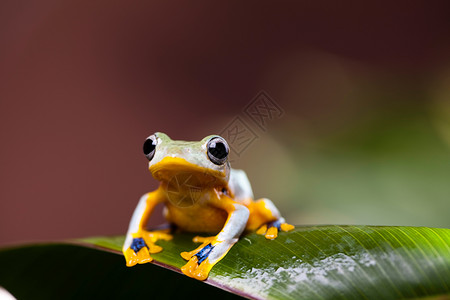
[0, 226, 449, 300]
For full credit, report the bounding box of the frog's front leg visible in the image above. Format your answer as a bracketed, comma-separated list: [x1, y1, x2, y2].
[180, 197, 249, 280]
[123, 188, 172, 266]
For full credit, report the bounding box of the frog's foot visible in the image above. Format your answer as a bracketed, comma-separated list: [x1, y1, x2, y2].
[180, 237, 234, 281]
[124, 230, 173, 267]
[124, 237, 153, 266]
[179, 236, 215, 260]
[256, 219, 294, 240]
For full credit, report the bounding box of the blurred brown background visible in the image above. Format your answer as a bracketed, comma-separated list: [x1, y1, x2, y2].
[1, 1, 450, 246]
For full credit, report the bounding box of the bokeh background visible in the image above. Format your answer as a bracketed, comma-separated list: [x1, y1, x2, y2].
[1, 1, 450, 246]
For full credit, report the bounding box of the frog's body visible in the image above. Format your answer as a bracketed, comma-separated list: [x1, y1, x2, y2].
[123, 132, 294, 280]
[165, 202, 228, 232]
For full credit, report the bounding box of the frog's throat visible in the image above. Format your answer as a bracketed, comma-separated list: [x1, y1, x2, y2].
[149, 157, 228, 184]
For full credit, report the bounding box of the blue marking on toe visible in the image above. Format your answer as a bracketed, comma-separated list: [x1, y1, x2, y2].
[268, 219, 281, 230]
[130, 237, 147, 253]
[195, 243, 214, 264]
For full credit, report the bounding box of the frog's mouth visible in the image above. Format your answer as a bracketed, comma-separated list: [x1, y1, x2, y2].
[149, 157, 227, 187]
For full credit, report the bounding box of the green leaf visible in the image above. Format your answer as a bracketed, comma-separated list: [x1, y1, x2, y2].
[1, 226, 449, 300]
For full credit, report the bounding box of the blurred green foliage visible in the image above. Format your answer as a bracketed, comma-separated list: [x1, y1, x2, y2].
[235, 101, 450, 229]
[291, 111, 450, 228]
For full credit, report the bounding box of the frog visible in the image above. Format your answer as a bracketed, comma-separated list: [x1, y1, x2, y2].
[122, 132, 294, 280]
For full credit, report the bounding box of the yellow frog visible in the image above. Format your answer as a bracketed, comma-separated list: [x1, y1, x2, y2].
[123, 132, 294, 280]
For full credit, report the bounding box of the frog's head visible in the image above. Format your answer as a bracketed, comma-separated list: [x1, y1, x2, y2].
[143, 132, 230, 187]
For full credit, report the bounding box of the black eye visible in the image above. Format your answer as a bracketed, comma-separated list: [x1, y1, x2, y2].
[143, 135, 157, 161]
[207, 137, 229, 165]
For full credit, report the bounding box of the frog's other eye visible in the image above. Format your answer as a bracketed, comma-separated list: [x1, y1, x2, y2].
[207, 137, 229, 165]
[143, 135, 157, 161]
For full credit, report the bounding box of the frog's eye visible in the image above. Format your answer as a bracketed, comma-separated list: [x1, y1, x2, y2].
[143, 135, 157, 161]
[207, 137, 229, 165]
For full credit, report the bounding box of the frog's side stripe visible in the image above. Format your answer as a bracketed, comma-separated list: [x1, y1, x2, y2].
[130, 237, 147, 253]
[195, 243, 214, 264]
